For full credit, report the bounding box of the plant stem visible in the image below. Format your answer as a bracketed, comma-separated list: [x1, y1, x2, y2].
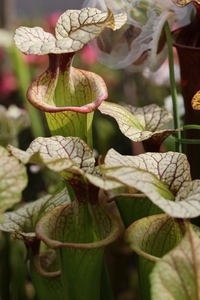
[9, 45, 45, 138]
[100, 260, 115, 300]
[171, 125, 200, 144]
[183, 124, 200, 130]
[164, 22, 182, 153]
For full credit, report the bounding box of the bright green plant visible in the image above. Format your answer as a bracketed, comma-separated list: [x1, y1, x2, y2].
[1, 2, 200, 300]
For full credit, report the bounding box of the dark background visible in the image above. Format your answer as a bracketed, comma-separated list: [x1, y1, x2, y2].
[16, 0, 83, 17]
[1, 0, 84, 28]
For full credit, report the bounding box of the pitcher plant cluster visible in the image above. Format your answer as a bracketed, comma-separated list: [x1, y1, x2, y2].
[1, 0, 200, 300]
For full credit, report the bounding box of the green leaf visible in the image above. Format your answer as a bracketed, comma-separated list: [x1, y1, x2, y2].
[150, 225, 200, 300]
[8, 136, 123, 194]
[98, 102, 181, 151]
[7, 136, 122, 204]
[0, 146, 27, 213]
[8, 136, 95, 177]
[0, 186, 70, 241]
[99, 101, 145, 133]
[107, 191, 163, 227]
[105, 149, 191, 194]
[102, 150, 200, 218]
[125, 214, 187, 261]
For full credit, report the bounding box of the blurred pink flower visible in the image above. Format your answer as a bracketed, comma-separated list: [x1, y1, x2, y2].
[0, 70, 17, 98]
[22, 53, 48, 67]
[80, 45, 97, 65]
[44, 12, 62, 33]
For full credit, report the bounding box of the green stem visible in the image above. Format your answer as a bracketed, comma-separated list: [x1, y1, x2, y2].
[172, 137, 200, 144]
[57, 246, 104, 300]
[11, 242, 27, 300]
[183, 124, 200, 130]
[171, 124, 200, 144]
[8, 45, 45, 138]
[177, 138, 200, 144]
[87, 112, 94, 150]
[164, 22, 182, 153]
[100, 260, 115, 300]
